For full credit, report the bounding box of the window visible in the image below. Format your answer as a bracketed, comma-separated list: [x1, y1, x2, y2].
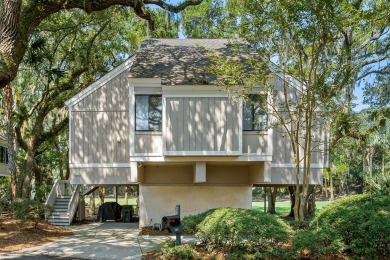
[243, 94, 267, 131]
[0, 146, 8, 164]
[135, 95, 162, 131]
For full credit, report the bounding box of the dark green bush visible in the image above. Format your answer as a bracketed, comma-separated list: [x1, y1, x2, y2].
[195, 208, 291, 257]
[293, 194, 390, 259]
[293, 228, 346, 259]
[161, 240, 194, 260]
[182, 208, 217, 234]
[10, 199, 53, 228]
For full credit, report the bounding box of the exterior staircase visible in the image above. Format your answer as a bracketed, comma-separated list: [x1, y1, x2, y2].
[47, 195, 72, 226]
[45, 180, 80, 226]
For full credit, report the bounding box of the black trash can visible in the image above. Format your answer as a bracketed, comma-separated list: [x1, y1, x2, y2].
[122, 205, 133, 223]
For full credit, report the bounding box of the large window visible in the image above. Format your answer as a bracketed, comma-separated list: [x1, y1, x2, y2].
[135, 95, 162, 131]
[243, 94, 267, 131]
[0, 146, 8, 164]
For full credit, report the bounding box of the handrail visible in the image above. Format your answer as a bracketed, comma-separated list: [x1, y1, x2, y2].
[68, 184, 80, 225]
[45, 179, 59, 220]
[45, 179, 72, 221]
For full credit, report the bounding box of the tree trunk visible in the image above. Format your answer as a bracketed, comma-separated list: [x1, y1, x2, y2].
[89, 192, 96, 215]
[323, 174, 328, 198]
[329, 170, 334, 201]
[0, 0, 23, 88]
[99, 186, 105, 205]
[125, 186, 129, 205]
[287, 186, 296, 218]
[267, 187, 278, 214]
[305, 185, 316, 217]
[3, 83, 17, 200]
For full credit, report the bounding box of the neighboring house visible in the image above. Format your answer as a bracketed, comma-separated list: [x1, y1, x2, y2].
[65, 39, 327, 227]
[0, 135, 9, 177]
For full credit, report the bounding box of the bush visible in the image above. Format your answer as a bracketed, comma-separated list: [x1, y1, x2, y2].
[366, 174, 390, 195]
[10, 199, 53, 229]
[293, 228, 346, 259]
[195, 208, 291, 257]
[182, 208, 217, 234]
[293, 194, 390, 259]
[161, 240, 195, 260]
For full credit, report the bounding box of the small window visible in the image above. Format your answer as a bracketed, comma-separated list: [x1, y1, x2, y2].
[0, 146, 7, 164]
[135, 95, 162, 131]
[243, 94, 267, 131]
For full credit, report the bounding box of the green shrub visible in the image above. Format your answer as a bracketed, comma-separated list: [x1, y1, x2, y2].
[10, 199, 53, 229]
[293, 228, 346, 259]
[161, 240, 194, 260]
[293, 194, 390, 259]
[182, 208, 217, 234]
[195, 208, 291, 257]
[0, 198, 10, 212]
[366, 174, 390, 195]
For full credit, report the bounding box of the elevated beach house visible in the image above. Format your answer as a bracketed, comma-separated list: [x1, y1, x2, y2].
[64, 39, 327, 227]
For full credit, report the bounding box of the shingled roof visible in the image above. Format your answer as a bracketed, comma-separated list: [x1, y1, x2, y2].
[129, 38, 252, 85]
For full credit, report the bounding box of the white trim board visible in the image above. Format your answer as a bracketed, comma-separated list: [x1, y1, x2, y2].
[65, 57, 136, 107]
[163, 151, 242, 156]
[271, 163, 325, 169]
[130, 154, 272, 162]
[70, 163, 131, 168]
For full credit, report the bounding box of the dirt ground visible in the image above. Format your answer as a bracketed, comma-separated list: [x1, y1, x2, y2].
[0, 213, 73, 252]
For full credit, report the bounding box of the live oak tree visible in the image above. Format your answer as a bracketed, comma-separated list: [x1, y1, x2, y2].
[0, 0, 203, 89]
[2, 5, 180, 200]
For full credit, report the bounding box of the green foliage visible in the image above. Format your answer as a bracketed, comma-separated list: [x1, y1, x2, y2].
[10, 199, 53, 228]
[293, 195, 390, 258]
[366, 174, 390, 195]
[293, 228, 346, 259]
[182, 208, 217, 234]
[195, 208, 291, 257]
[0, 176, 10, 200]
[161, 240, 194, 260]
[0, 198, 10, 212]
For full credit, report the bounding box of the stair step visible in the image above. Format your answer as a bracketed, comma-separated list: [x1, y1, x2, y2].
[49, 216, 70, 220]
[53, 209, 68, 212]
[48, 221, 69, 226]
[57, 195, 72, 199]
[50, 212, 69, 217]
[55, 199, 70, 203]
[55, 201, 70, 205]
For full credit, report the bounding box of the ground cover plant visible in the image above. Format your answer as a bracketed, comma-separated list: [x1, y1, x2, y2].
[182, 207, 292, 259]
[293, 194, 390, 259]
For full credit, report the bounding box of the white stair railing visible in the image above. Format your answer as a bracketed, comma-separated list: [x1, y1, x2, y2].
[68, 184, 80, 225]
[45, 179, 60, 220]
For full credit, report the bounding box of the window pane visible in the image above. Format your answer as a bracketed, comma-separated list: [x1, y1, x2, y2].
[135, 96, 149, 130]
[0, 147, 5, 163]
[149, 96, 162, 131]
[243, 94, 267, 131]
[243, 103, 253, 130]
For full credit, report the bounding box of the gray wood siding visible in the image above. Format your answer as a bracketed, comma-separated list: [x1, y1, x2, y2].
[135, 133, 163, 154]
[71, 111, 129, 163]
[70, 71, 129, 164]
[165, 97, 240, 153]
[242, 133, 267, 154]
[72, 71, 129, 112]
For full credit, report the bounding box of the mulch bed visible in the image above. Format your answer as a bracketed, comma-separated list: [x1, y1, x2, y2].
[0, 213, 73, 252]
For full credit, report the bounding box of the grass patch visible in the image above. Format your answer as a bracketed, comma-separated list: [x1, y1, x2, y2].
[252, 200, 332, 215]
